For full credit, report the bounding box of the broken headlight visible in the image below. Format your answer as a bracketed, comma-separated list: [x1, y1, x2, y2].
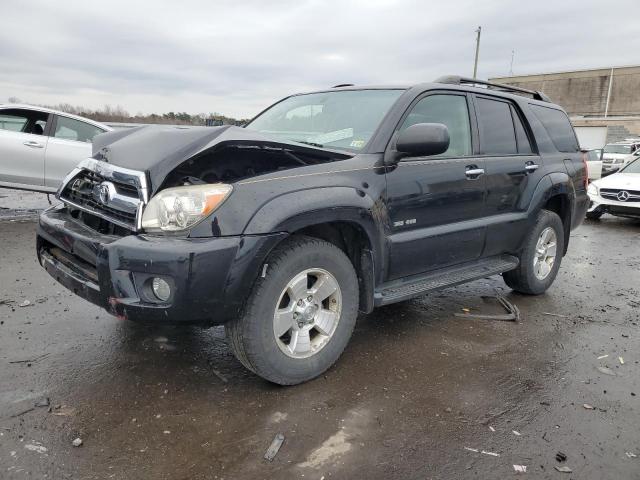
[141, 184, 232, 232]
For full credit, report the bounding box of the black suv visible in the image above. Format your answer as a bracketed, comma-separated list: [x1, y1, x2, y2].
[37, 76, 589, 385]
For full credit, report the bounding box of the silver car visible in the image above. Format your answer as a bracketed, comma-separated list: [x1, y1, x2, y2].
[0, 104, 111, 192]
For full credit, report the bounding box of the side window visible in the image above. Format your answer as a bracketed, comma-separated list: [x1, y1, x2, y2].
[530, 105, 579, 153]
[0, 109, 48, 134]
[0, 111, 28, 132]
[399, 94, 472, 157]
[510, 105, 533, 154]
[476, 97, 517, 155]
[54, 116, 104, 143]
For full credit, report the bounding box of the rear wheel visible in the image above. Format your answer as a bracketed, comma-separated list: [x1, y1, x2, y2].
[503, 210, 564, 295]
[225, 236, 359, 385]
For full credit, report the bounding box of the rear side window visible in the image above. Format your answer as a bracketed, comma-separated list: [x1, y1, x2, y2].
[510, 106, 533, 154]
[54, 116, 104, 143]
[530, 105, 579, 153]
[476, 97, 517, 155]
[0, 111, 28, 131]
[0, 108, 48, 134]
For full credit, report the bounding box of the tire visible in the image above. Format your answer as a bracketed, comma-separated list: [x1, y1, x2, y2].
[225, 236, 359, 385]
[503, 210, 564, 295]
[586, 209, 603, 220]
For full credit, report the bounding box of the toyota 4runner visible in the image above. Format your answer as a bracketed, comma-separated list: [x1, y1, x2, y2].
[37, 76, 589, 385]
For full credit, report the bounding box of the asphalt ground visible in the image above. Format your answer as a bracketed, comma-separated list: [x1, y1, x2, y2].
[1, 188, 639, 479]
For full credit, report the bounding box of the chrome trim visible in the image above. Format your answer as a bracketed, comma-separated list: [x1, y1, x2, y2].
[57, 158, 149, 232]
[58, 197, 141, 231]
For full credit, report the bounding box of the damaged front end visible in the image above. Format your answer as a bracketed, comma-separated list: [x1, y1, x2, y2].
[37, 125, 351, 324]
[55, 125, 352, 236]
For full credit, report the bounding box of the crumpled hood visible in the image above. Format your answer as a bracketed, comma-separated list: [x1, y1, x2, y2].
[91, 125, 346, 194]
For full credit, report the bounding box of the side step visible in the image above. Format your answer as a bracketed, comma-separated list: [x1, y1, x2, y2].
[374, 255, 519, 306]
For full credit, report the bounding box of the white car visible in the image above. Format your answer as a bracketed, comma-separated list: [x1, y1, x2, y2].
[601, 139, 640, 175]
[587, 158, 640, 220]
[0, 104, 111, 192]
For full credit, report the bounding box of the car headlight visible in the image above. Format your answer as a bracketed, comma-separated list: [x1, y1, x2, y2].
[141, 184, 232, 232]
[614, 159, 624, 164]
[587, 183, 598, 196]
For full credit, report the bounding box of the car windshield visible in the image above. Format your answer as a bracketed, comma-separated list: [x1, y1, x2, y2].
[247, 89, 404, 151]
[603, 144, 632, 154]
[621, 158, 640, 173]
[587, 150, 600, 161]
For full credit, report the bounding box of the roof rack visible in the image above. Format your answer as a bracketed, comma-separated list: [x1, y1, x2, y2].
[332, 83, 354, 88]
[434, 75, 552, 102]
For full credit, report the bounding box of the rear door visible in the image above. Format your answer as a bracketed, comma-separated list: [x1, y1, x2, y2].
[385, 92, 486, 280]
[45, 115, 106, 189]
[0, 108, 51, 188]
[472, 95, 542, 256]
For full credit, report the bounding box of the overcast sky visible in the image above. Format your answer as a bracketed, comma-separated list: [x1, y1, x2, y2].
[1, 0, 638, 118]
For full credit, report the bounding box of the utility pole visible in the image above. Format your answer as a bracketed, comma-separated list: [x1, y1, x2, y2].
[604, 67, 614, 118]
[472, 26, 482, 79]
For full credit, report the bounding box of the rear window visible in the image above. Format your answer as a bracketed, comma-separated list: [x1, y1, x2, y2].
[530, 105, 579, 153]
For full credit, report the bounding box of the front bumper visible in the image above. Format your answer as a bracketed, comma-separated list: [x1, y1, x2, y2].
[587, 193, 640, 218]
[37, 205, 285, 324]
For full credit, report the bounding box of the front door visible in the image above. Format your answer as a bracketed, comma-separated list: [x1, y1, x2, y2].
[385, 92, 486, 280]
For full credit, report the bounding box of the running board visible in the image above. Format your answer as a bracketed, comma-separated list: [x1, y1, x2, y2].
[374, 255, 519, 306]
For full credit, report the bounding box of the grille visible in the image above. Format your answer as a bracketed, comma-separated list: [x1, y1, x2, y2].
[600, 188, 640, 202]
[59, 166, 143, 230]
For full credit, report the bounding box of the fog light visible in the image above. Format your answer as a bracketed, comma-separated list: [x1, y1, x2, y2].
[151, 277, 171, 302]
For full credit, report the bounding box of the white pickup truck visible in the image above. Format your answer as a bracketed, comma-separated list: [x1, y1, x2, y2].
[601, 139, 640, 176]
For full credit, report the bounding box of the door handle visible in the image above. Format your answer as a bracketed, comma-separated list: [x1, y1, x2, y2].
[465, 166, 485, 179]
[23, 141, 44, 148]
[525, 162, 539, 172]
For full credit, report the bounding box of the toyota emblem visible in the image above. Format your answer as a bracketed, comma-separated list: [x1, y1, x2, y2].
[98, 183, 111, 205]
[617, 190, 630, 202]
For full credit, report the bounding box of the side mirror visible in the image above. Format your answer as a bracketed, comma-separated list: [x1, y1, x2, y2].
[396, 123, 450, 157]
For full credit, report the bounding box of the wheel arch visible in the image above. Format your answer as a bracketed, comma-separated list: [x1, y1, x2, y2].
[243, 187, 386, 314]
[527, 173, 574, 255]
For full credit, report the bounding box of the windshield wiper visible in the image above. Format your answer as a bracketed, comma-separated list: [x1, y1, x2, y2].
[293, 140, 324, 148]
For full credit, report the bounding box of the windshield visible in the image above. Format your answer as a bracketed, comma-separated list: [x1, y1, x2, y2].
[603, 144, 632, 154]
[587, 150, 600, 161]
[621, 158, 640, 173]
[247, 89, 404, 151]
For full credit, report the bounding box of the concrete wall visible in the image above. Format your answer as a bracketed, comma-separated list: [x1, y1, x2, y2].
[491, 66, 640, 117]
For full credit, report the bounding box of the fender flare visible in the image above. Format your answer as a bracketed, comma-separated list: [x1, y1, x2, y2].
[243, 186, 387, 301]
[526, 172, 575, 254]
[244, 187, 384, 241]
[526, 172, 575, 215]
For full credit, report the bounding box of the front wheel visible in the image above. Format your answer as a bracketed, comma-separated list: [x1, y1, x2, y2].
[503, 210, 564, 295]
[225, 236, 359, 385]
